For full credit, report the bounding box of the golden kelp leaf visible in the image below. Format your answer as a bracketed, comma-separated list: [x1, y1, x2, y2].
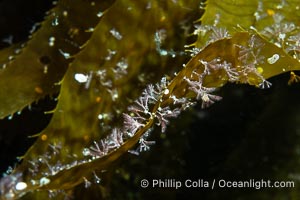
[0, 0, 115, 119]
[0, 44, 23, 67]
[195, 32, 300, 87]
[201, 0, 258, 30]
[195, 0, 258, 47]
[196, 0, 300, 60]
[193, 0, 300, 85]
[253, 0, 300, 31]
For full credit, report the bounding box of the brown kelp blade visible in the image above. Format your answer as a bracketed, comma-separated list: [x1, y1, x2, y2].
[0, 0, 115, 119]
